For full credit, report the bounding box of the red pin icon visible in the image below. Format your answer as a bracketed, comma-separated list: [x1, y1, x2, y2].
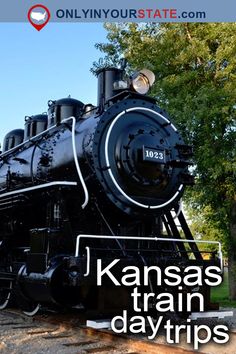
[28, 4, 50, 31]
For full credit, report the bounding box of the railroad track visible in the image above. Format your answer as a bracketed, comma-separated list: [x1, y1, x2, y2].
[0, 309, 235, 354]
[0, 309, 197, 354]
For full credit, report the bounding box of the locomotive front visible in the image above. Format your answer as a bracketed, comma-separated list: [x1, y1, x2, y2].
[80, 67, 193, 217]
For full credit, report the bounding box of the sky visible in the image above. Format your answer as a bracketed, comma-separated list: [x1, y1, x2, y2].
[0, 23, 108, 145]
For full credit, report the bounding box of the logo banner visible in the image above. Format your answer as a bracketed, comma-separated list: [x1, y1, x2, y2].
[1, 0, 235, 23]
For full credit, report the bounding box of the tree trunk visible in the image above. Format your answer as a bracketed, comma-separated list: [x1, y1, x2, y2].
[228, 197, 236, 300]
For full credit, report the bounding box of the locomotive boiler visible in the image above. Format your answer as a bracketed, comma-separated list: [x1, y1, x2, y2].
[0, 64, 221, 316]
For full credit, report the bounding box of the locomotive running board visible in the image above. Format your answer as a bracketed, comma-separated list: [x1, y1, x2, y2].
[75, 234, 223, 277]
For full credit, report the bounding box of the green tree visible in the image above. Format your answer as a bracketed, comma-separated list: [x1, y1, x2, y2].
[94, 23, 236, 298]
[186, 203, 227, 254]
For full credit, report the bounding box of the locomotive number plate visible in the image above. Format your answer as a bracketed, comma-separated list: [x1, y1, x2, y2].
[143, 147, 165, 163]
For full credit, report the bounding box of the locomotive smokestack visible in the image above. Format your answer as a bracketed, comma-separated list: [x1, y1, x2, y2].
[97, 67, 123, 107]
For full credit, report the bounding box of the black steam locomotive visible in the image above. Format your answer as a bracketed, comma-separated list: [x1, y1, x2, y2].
[0, 64, 220, 316]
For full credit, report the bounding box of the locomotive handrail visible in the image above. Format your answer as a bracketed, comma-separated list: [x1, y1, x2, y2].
[75, 234, 223, 276]
[61, 116, 89, 209]
[0, 116, 89, 209]
[0, 181, 78, 199]
[0, 124, 57, 158]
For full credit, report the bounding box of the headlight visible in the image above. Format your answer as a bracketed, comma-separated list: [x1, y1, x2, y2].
[131, 69, 155, 95]
[132, 74, 150, 94]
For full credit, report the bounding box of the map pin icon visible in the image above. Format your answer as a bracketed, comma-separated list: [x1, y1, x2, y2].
[28, 4, 51, 31]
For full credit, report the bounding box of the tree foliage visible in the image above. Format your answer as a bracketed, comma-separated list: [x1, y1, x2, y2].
[94, 23, 236, 297]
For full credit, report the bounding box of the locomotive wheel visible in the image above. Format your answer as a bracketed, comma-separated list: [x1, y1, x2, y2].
[14, 266, 40, 316]
[22, 302, 40, 316]
[0, 266, 13, 310]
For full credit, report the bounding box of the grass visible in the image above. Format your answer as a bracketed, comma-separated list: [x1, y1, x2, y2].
[211, 270, 236, 308]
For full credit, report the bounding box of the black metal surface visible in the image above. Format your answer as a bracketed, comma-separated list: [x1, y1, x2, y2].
[97, 67, 123, 107]
[24, 114, 48, 141]
[2, 129, 24, 152]
[47, 97, 84, 127]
